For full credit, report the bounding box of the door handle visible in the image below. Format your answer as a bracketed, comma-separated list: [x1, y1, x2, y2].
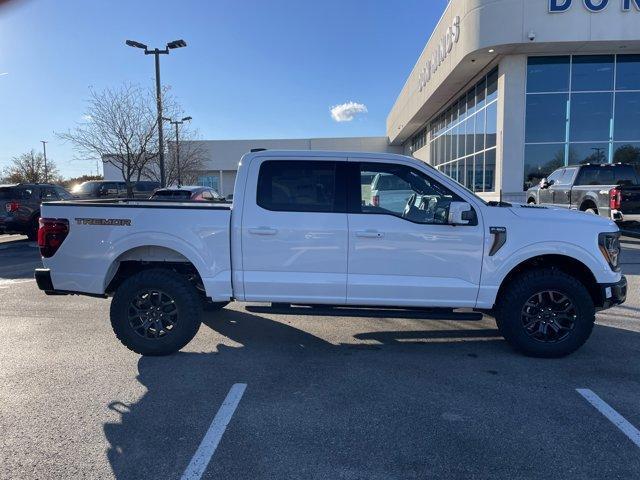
[248, 227, 278, 235]
[355, 230, 384, 238]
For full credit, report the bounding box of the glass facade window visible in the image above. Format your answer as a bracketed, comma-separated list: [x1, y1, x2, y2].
[410, 68, 498, 193]
[524, 55, 640, 190]
[571, 55, 614, 92]
[527, 56, 570, 93]
[525, 94, 568, 143]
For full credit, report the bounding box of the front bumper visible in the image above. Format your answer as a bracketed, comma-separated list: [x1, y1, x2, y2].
[598, 275, 627, 310]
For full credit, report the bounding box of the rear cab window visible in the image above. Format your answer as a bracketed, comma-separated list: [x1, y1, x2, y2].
[152, 190, 192, 199]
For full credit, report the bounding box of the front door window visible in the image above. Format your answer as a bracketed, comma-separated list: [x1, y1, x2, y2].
[360, 163, 462, 224]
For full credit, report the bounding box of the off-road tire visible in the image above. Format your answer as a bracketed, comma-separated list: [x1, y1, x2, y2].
[110, 269, 202, 356]
[494, 268, 595, 358]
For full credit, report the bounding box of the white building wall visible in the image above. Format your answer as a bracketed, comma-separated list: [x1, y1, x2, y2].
[498, 55, 527, 201]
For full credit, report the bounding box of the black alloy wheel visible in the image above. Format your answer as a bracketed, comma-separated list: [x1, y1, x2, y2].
[520, 290, 577, 343]
[128, 289, 179, 339]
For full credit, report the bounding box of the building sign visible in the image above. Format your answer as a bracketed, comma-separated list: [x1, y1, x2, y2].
[549, 0, 640, 12]
[417, 16, 460, 92]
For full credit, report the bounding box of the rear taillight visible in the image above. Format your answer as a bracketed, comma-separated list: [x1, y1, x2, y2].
[372, 195, 380, 207]
[5, 201, 19, 213]
[38, 218, 69, 258]
[609, 188, 621, 210]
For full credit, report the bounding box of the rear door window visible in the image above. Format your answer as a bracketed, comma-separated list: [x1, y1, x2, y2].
[257, 160, 345, 213]
[576, 166, 637, 186]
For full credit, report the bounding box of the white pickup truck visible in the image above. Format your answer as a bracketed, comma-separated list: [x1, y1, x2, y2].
[35, 150, 626, 358]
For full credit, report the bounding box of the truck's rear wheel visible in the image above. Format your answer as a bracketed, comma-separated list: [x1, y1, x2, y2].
[495, 268, 595, 358]
[110, 269, 202, 356]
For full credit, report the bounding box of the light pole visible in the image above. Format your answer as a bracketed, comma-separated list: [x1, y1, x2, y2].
[40, 140, 48, 183]
[592, 147, 605, 163]
[126, 38, 187, 188]
[163, 116, 192, 186]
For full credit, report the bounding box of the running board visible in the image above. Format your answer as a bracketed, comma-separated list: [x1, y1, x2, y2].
[246, 304, 483, 321]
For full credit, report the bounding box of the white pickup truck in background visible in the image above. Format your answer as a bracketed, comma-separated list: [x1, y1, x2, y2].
[35, 150, 626, 358]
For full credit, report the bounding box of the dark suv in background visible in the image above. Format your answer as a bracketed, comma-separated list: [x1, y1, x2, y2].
[526, 163, 640, 222]
[0, 184, 73, 239]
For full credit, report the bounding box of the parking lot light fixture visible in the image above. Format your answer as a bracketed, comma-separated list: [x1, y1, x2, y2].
[125, 38, 188, 188]
[166, 39, 187, 50]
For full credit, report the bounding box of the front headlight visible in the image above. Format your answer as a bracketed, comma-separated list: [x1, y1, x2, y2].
[599, 232, 621, 272]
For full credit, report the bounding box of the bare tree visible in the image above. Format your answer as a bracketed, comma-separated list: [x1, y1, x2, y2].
[57, 84, 158, 196]
[2, 150, 60, 183]
[143, 121, 207, 187]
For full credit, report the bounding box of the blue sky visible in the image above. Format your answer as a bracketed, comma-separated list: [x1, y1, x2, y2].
[0, 0, 448, 178]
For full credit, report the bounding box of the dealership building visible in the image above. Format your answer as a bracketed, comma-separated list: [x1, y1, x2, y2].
[388, 0, 640, 201]
[105, 0, 640, 201]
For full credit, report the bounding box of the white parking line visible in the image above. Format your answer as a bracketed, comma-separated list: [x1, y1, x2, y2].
[576, 388, 640, 448]
[180, 383, 247, 480]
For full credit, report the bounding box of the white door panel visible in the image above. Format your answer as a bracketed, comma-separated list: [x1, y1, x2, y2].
[242, 211, 348, 303]
[347, 214, 484, 307]
[347, 160, 484, 308]
[240, 157, 348, 304]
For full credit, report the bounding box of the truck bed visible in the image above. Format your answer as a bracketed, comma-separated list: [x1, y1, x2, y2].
[40, 199, 233, 300]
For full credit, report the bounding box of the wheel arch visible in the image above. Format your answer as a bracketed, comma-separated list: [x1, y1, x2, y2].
[495, 254, 602, 308]
[104, 245, 207, 298]
[579, 197, 598, 211]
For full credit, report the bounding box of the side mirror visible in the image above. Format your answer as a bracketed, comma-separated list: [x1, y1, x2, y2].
[448, 201, 475, 226]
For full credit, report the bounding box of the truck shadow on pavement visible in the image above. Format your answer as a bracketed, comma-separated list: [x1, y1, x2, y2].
[103, 306, 640, 480]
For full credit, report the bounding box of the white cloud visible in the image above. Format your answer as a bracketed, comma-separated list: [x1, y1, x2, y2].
[330, 101, 368, 122]
[0, 72, 8, 77]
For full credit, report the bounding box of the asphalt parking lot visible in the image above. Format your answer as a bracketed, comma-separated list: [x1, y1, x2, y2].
[1, 235, 640, 479]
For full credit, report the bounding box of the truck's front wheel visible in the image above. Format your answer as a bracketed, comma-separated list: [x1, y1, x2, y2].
[495, 268, 595, 358]
[110, 269, 202, 356]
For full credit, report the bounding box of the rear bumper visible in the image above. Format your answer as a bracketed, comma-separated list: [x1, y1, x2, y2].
[35, 268, 108, 298]
[598, 275, 627, 310]
[611, 210, 640, 222]
[35, 268, 59, 295]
